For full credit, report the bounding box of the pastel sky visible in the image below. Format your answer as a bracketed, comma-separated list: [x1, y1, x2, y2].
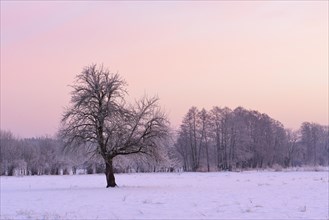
[1, 1, 328, 138]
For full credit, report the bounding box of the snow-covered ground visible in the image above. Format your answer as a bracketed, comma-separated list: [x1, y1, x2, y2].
[1, 171, 328, 219]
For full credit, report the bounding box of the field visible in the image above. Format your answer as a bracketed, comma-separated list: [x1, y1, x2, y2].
[1, 171, 328, 220]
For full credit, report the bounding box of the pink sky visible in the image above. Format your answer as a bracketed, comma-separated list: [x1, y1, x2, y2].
[1, 1, 328, 138]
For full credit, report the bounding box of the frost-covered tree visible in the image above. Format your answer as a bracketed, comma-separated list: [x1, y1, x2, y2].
[198, 108, 211, 171]
[0, 130, 18, 175]
[284, 129, 301, 167]
[59, 64, 169, 187]
[300, 122, 329, 166]
[176, 107, 202, 171]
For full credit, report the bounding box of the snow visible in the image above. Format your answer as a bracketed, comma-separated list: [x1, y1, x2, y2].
[1, 171, 328, 219]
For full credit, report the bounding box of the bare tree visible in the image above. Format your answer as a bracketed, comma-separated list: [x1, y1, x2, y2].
[198, 108, 211, 171]
[178, 107, 202, 171]
[59, 64, 169, 187]
[284, 129, 300, 167]
[209, 106, 232, 170]
[300, 122, 329, 166]
[0, 130, 19, 175]
[218, 107, 232, 170]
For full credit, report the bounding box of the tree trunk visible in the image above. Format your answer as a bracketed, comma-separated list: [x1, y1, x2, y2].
[105, 158, 116, 188]
[206, 143, 210, 172]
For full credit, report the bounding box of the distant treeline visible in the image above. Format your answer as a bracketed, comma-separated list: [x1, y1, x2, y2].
[0, 106, 328, 176]
[175, 106, 329, 171]
[0, 131, 176, 176]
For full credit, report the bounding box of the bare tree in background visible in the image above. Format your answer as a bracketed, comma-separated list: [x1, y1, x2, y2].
[300, 122, 329, 166]
[181, 107, 201, 171]
[59, 64, 169, 187]
[198, 108, 211, 171]
[284, 129, 300, 167]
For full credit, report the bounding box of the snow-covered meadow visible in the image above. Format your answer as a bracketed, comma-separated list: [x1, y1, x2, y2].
[1, 171, 328, 220]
